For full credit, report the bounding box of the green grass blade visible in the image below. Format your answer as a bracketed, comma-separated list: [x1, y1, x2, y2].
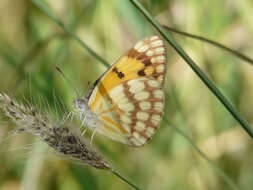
[112, 170, 142, 190]
[165, 119, 240, 190]
[128, 0, 253, 139]
[163, 25, 253, 66]
[30, 0, 110, 68]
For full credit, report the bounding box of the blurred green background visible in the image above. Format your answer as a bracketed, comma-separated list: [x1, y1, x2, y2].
[0, 0, 253, 189]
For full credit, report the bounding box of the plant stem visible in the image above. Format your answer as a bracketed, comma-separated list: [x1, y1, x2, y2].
[163, 25, 253, 66]
[31, 0, 110, 68]
[165, 119, 240, 190]
[111, 170, 142, 190]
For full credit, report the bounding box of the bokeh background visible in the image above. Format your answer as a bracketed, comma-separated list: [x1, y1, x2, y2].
[0, 0, 253, 190]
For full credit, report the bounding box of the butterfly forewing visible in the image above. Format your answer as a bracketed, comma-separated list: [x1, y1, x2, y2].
[88, 36, 167, 146]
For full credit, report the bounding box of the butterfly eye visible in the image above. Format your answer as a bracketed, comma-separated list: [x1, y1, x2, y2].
[73, 98, 87, 111]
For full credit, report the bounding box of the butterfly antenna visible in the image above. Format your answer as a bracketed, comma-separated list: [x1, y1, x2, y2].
[55, 66, 81, 97]
[78, 81, 91, 97]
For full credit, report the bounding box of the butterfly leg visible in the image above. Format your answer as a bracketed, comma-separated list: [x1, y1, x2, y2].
[79, 111, 91, 136]
[81, 127, 88, 136]
[90, 128, 97, 146]
[63, 111, 74, 122]
[80, 112, 88, 127]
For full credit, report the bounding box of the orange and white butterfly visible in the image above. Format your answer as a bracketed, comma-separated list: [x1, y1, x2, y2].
[74, 36, 167, 147]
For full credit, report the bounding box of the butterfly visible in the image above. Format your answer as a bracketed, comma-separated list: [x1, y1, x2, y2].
[74, 36, 167, 147]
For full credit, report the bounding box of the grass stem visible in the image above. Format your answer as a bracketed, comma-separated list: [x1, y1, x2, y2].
[163, 25, 253, 66]
[31, 0, 110, 68]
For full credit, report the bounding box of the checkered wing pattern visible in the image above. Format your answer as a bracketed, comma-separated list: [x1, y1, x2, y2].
[88, 36, 167, 147]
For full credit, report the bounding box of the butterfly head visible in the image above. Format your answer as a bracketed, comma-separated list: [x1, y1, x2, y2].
[73, 97, 98, 129]
[73, 98, 89, 114]
[73, 84, 94, 113]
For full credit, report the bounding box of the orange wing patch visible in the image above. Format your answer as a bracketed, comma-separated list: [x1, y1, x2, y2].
[90, 36, 166, 111]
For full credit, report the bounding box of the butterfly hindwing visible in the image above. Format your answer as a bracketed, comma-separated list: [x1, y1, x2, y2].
[110, 77, 165, 146]
[88, 36, 167, 146]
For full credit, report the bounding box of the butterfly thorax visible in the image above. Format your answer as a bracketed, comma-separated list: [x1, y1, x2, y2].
[74, 98, 98, 130]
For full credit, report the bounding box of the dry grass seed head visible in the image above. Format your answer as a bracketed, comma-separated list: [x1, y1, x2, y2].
[0, 92, 111, 170]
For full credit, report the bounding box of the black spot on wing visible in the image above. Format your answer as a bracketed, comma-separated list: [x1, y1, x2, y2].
[118, 72, 125, 79]
[137, 69, 146, 76]
[112, 66, 125, 79]
[142, 60, 152, 66]
[112, 67, 119, 73]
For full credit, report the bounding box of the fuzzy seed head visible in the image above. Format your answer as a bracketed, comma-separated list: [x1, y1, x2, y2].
[0, 92, 111, 170]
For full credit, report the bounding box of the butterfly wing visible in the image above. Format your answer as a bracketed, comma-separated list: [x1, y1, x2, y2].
[88, 36, 167, 146]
